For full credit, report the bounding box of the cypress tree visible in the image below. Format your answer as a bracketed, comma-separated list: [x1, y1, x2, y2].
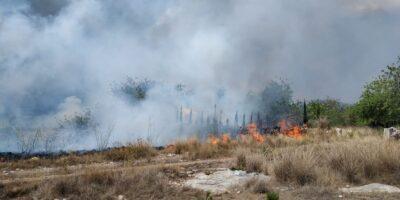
[303, 100, 308, 125]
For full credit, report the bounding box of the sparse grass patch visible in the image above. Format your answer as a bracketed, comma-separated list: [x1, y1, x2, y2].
[245, 178, 270, 194]
[8, 166, 205, 199]
[104, 139, 157, 161]
[167, 138, 236, 160]
[245, 154, 265, 173]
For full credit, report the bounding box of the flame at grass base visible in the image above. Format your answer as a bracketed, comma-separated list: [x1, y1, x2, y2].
[247, 123, 265, 143]
[208, 133, 231, 145]
[279, 119, 303, 140]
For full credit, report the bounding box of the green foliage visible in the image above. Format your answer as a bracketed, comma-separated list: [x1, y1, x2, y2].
[356, 58, 400, 127]
[307, 98, 356, 126]
[266, 191, 279, 200]
[256, 79, 301, 123]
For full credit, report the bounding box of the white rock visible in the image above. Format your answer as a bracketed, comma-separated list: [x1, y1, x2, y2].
[335, 128, 343, 136]
[340, 183, 400, 193]
[384, 127, 400, 140]
[117, 195, 124, 200]
[183, 168, 270, 194]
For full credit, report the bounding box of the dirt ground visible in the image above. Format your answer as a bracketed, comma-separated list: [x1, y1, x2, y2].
[2, 153, 400, 200]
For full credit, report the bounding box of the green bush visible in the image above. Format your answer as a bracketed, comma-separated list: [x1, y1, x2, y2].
[266, 191, 279, 200]
[355, 57, 400, 127]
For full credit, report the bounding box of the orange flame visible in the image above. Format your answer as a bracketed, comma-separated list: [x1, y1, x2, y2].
[209, 135, 219, 145]
[209, 133, 231, 145]
[221, 133, 231, 144]
[247, 123, 265, 143]
[279, 119, 302, 140]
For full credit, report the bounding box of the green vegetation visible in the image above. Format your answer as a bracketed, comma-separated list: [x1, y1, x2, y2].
[306, 98, 355, 127]
[305, 57, 400, 128]
[355, 58, 400, 127]
[266, 192, 279, 200]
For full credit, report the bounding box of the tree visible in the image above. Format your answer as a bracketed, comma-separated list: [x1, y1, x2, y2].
[258, 79, 299, 124]
[112, 77, 155, 105]
[356, 58, 400, 127]
[307, 98, 350, 126]
[303, 100, 308, 125]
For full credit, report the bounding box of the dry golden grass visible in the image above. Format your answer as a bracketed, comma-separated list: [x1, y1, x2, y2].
[233, 147, 269, 175]
[271, 130, 400, 186]
[272, 147, 318, 185]
[3, 127, 400, 199]
[0, 140, 158, 170]
[166, 137, 236, 160]
[103, 140, 157, 161]
[245, 177, 271, 194]
[1, 166, 205, 199]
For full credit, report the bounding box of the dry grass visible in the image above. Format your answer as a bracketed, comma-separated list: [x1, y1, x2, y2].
[271, 132, 400, 186]
[234, 148, 268, 175]
[273, 147, 318, 185]
[166, 137, 236, 160]
[0, 140, 158, 170]
[103, 140, 157, 161]
[1, 166, 205, 199]
[245, 177, 271, 194]
[3, 127, 400, 199]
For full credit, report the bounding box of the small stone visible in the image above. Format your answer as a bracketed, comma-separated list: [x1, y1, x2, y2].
[117, 195, 124, 200]
[236, 191, 241, 194]
[338, 195, 343, 198]
[30, 157, 39, 161]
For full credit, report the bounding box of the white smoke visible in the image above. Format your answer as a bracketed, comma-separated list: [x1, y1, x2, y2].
[0, 0, 400, 151]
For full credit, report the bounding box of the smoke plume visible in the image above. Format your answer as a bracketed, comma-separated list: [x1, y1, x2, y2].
[0, 0, 399, 151]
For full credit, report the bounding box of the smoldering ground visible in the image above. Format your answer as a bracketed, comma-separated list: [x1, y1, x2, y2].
[0, 0, 400, 152]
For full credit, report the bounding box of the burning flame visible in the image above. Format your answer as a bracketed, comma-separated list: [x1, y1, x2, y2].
[209, 135, 219, 145]
[247, 123, 265, 143]
[279, 119, 302, 140]
[221, 133, 230, 144]
[209, 133, 231, 145]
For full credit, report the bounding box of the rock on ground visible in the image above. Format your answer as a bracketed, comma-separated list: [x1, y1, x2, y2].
[340, 183, 400, 193]
[183, 168, 270, 194]
[384, 127, 400, 140]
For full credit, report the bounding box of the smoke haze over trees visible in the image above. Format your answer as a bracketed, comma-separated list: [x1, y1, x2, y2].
[1, 0, 400, 151]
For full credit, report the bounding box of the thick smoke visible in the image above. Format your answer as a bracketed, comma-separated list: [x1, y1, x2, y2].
[0, 0, 400, 151]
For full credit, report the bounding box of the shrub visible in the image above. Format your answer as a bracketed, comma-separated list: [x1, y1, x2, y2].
[235, 148, 247, 170]
[245, 154, 265, 173]
[51, 179, 81, 196]
[246, 178, 270, 194]
[355, 57, 400, 126]
[273, 148, 317, 185]
[266, 191, 279, 200]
